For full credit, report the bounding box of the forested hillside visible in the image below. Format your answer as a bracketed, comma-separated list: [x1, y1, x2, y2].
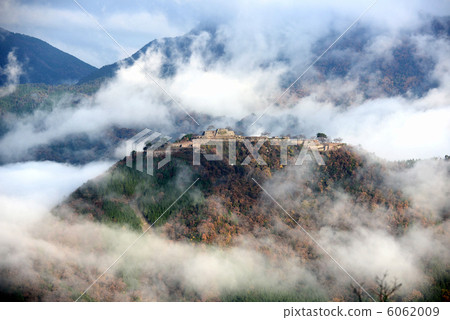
[59, 143, 449, 302]
[0, 83, 100, 116]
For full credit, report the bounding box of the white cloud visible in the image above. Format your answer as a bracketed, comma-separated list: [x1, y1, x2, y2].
[0, 160, 112, 222]
[0, 0, 449, 162]
[2, 0, 449, 67]
[0, 50, 22, 97]
[0, 159, 322, 301]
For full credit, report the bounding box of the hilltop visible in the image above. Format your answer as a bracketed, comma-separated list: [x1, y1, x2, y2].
[62, 141, 411, 239]
[54, 137, 449, 302]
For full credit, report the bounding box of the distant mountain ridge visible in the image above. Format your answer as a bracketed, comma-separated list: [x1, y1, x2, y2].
[78, 26, 225, 84]
[0, 27, 97, 85]
[78, 17, 450, 98]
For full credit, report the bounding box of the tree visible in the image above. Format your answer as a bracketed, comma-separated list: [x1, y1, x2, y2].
[316, 132, 328, 143]
[375, 273, 402, 302]
[351, 283, 364, 302]
[181, 134, 193, 141]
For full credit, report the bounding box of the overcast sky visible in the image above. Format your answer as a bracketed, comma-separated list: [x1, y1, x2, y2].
[0, 0, 199, 67]
[1, 0, 449, 67]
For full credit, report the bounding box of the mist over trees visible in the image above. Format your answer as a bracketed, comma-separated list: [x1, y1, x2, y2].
[0, 0, 449, 303]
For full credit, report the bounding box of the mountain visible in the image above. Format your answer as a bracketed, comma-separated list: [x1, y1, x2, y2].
[78, 26, 225, 84]
[56, 139, 449, 302]
[63, 142, 413, 242]
[79, 18, 449, 98]
[0, 27, 97, 85]
[1, 17, 449, 166]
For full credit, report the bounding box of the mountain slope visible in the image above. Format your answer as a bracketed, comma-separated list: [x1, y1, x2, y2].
[0, 27, 97, 85]
[78, 26, 225, 84]
[63, 145, 415, 240]
[79, 17, 450, 98]
[57, 143, 449, 302]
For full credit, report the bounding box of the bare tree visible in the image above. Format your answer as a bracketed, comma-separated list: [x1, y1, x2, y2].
[351, 283, 364, 302]
[375, 272, 402, 302]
